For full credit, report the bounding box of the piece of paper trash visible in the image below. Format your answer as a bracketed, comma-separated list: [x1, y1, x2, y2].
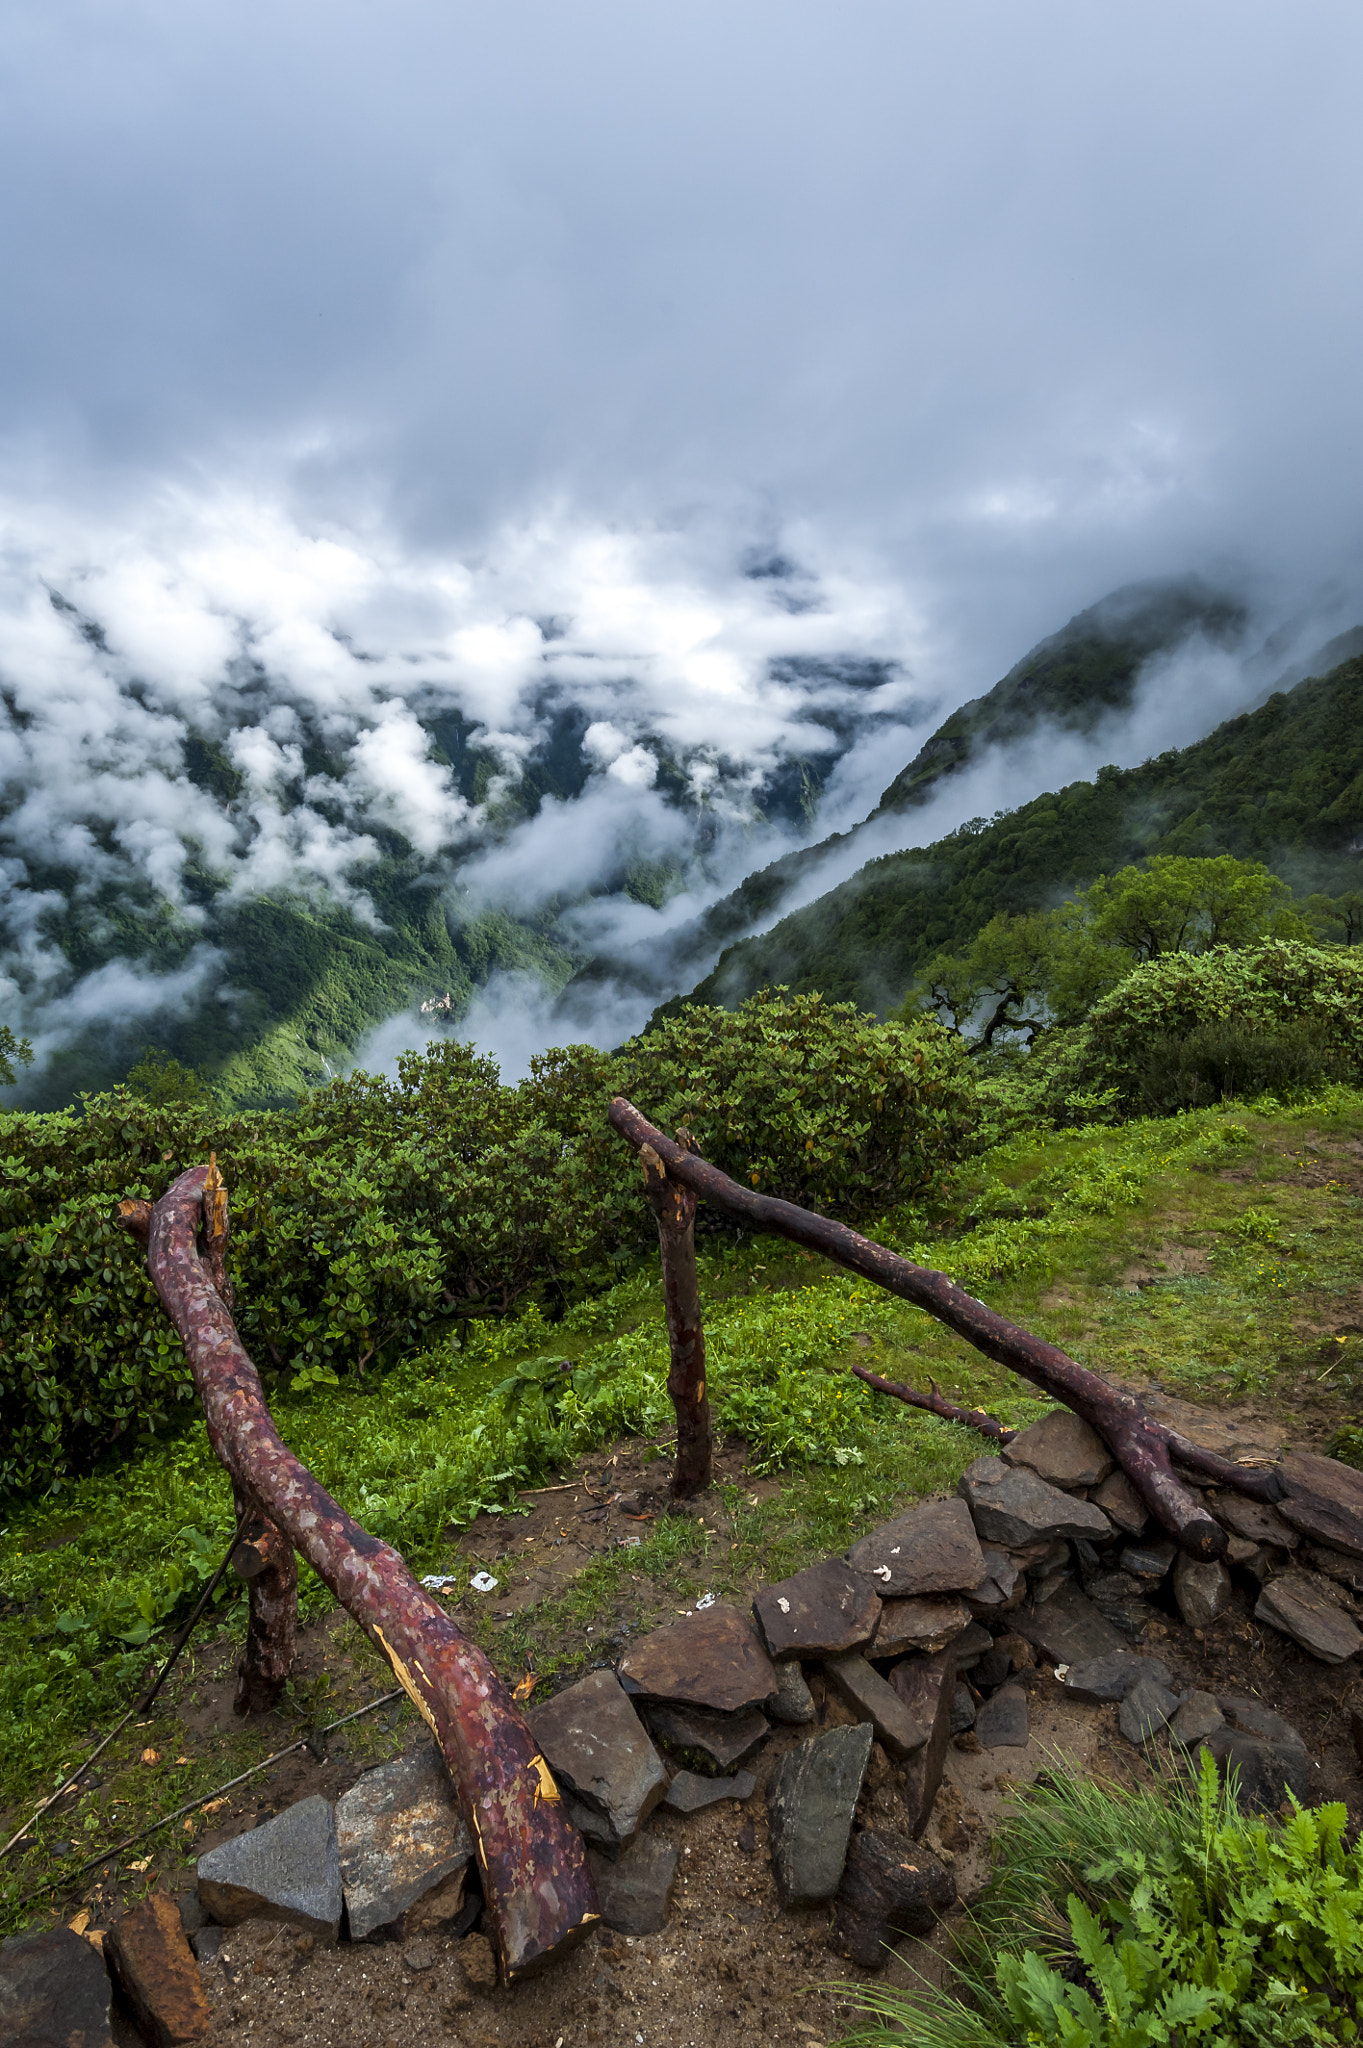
[1054, 1663, 1070, 1680]
[695, 1591, 718, 1610]
[777, 1597, 791, 1615]
[470, 1570, 499, 1593]
[420, 1574, 461, 1592]
[873, 1565, 892, 1581]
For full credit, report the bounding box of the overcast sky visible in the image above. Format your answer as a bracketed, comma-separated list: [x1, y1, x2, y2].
[3, 2, 1363, 1081]
[3, 1, 1361, 677]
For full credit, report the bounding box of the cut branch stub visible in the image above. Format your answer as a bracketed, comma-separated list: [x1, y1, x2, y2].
[640, 1139, 713, 1498]
[118, 1165, 597, 1981]
[607, 1096, 1261, 1561]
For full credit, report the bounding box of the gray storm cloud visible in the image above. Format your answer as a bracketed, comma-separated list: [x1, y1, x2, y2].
[1, 2, 1362, 1079]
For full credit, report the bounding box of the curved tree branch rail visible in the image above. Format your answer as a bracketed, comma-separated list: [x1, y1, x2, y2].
[609, 1096, 1285, 1560]
[117, 1163, 596, 1982]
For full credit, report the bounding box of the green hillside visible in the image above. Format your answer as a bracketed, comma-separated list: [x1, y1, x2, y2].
[576, 578, 1246, 1013]
[674, 653, 1363, 1018]
[874, 576, 1244, 815]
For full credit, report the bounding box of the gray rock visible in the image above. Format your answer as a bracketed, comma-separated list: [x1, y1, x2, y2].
[1169, 1691, 1224, 1744]
[767, 1723, 874, 1902]
[1173, 1553, 1233, 1630]
[1011, 1583, 1125, 1667]
[1208, 1491, 1299, 1549]
[1118, 1675, 1179, 1744]
[336, 1745, 474, 1942]
[663, 1768, 756, 1813]
[197, 1795, 342, 1943]
[0, 1924, 113, 2046]
[1062, 1650, 1172, 1703]
[532, 1668, 667, 1849]
[824, 1652, 929, 1761]
[975, 1645, 1011, 1690]
[189, 1926, 224, 1964]
[1091, 1469, 1148, 1536]
[1119, 1540, 1177, 1580]
[1003, 1411, 1114, 1491]
[753, 1559, 881, 1659]
[963, 1546, 1026, 1619]
[769, 1661, 816, 1724]
[832, 1830, 956, 1967]
[1203, 1730, 1318, 1814]
[644, 1701, 769, 1775]
[1304, 1544, 1363, 1596]
[1082, 1569, 1149, 1633]
[1278, 1453, 1363, 1559]
[870, 1595, 970, 1658]
[949, 1684, 977, 1733]
[1226, 1536, 1261, 1567]
[975, 1684, 1029, 1748]
[176, 1891, 208, 1936]
[587, 1833, 679, 1934]
[617, 1602, 777, 1711]
[889, 1648, 956, 1837]
[959, 1456, 1112, 1549]
[1255, 1570, 1363, 1664]
[1217, 1696, 1307, 1752]
[951, 1622, 993, 1672]
[848, 1498, 987, 1597]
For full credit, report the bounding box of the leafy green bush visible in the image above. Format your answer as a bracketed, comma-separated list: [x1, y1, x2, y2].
[0, 991, 978, 1496]
[529, 986, 977, 1225]
[1132, 1017, 1355, 1115]
[840, 1753, 1363, 2048]
[1085, 941, 1363, 1101]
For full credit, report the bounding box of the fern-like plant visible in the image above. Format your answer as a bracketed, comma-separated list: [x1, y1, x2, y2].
[834, 1753, 1362, 2048]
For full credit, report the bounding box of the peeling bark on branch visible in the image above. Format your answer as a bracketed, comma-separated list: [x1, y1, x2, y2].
[118, 1165, 596, 1980]
[609, 1096, 1284, 1560]
[640, 1141, 713, 1498]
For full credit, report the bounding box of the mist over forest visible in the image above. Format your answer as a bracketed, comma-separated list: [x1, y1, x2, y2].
[2, 4, 1363, 1100]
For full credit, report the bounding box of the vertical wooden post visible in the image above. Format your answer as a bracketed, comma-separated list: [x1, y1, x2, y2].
[231, 1491, 299, 1715]
[640, 1140, 712, 1499]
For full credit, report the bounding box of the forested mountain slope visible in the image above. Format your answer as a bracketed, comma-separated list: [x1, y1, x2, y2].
[671, 654, 1363, 1019]
[562, 577, 1246, 1014]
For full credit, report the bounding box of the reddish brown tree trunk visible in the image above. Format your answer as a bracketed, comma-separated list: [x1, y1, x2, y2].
[230, 1491, 298, 1716]
[609, 1097, 1284, 1560]
[120, 1165, 597, 1981]
[640, 1141, 713, 1498]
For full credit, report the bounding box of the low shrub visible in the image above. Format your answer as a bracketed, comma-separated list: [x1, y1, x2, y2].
[840, 1752, 1363, 2047]
[1133, 1017, 1355, 1115]
[0, 990, 977, 1496]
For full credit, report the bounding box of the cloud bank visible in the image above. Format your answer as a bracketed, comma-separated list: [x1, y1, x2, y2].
[1, 2, 1362, 1082]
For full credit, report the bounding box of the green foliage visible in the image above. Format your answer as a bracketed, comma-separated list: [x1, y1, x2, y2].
[1130, 1019, 1354, 1117]
[839, 1754, 1363, 2048]
[0, 1023, 33, 1088]
[0, 991, 978, 1495]
[528, 986, 977, 1224]
[1084, 942, 1363, 1110]
[910, 857, 1305, 1052]
[124, 1046, 216, 1107]
[684, 652, 1363, 1020]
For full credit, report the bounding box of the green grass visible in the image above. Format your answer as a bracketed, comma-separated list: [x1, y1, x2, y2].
[835, 1750, 1363, 2045]
[3, 1085, 1362, 1932]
